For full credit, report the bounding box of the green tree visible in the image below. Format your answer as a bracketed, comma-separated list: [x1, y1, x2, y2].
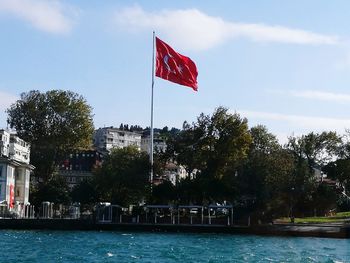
[152, 181, 177, 204]
[286, 132, 341, 215]
[94, 146, 150, 206]
[7, 90, 94, 181]
[238, 125, 295, 219]
[288, 131, 341, 169]
[71, 179, 97, 205]
[30, 175, 71, 207]
[167, 107, 252, 203]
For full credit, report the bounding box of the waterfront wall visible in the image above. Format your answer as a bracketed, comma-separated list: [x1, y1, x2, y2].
[0, 219, 349, 239]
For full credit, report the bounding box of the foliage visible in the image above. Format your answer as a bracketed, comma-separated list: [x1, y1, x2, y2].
[7, 90, 94, 181]
[71, 179, 97, 205]
[152, 181, 177, 204]
[277, 210, 350, 223]
[30, 175, 71, 207]
[284, 132, 342, 215]
[8, 94, 348, 219]
[94, 146, 150, 206]
[164, 107, 252, 203]
[238, 125, 294, 218]
[287, 131, 341, 168]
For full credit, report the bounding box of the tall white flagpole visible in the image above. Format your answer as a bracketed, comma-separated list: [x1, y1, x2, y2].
[150, 31, 155, 187]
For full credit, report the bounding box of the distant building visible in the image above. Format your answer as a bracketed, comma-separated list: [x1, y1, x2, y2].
[154, 162, 197, 185]
[93, 127, 142, 152]
[141, 134, 167, 154]
[0, 130, 34, 209]
[58, 149, 103, 188]
[163, 162, 188, 185]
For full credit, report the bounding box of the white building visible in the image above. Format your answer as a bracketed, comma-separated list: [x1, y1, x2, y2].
[141, 135, 167, 154]
[9, 134, 30, 164]
[93, 127, 142, 152]
[163, 162, 196, 185]
[0, 130, 33, 210]
[0, 130, 10, 157]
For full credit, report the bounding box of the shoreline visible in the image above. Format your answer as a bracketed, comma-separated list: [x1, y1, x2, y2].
[0, 219, 349, 238]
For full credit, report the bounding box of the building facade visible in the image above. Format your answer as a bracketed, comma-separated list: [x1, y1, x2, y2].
[141, 135, 167, 154]
[0, 130, 33, 209]
[58, 150, 103, 188]
[93, 127, 142, 152]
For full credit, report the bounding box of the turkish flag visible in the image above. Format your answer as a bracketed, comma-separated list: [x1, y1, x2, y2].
[156, 37, 198, 91]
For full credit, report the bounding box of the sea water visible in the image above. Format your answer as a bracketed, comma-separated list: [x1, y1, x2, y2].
[0, 230, 349, 262]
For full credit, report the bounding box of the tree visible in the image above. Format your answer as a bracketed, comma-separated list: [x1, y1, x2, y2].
[152, 181, 177, 204]
[71, 179, 97, 205]
[238, 126, 281, 204]
[7, 90, 94, 181]
[285, 132, 341, 216]
[94, 146, 150, 206]
[30, 175, 71, 207]
[287, 131, 341, 169]
[167, 107, 252, 203]
[237, 125, 296, 219]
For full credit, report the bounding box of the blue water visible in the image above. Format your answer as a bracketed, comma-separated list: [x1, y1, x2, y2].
[0, 230, 349, 262]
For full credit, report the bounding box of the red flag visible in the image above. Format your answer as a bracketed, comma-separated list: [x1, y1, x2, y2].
[155, 37, 198, 91]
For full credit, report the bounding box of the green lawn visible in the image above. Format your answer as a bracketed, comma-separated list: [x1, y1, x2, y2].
[276, 212, 350, 224]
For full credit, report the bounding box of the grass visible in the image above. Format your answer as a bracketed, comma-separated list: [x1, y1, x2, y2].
[276, 211, 350, 224]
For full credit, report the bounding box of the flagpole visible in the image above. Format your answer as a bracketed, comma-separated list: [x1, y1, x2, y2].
[150, 31, 155, 188]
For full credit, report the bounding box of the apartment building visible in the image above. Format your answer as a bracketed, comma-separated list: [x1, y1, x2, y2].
[141, 134, 167, 155]
[93, 127, 142, 152]
[0, 130, 33, 209]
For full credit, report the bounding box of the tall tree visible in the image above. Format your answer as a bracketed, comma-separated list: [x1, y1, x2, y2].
[94, 146, 150, 206]
[30, 174, 71, 207]
[286, 132, 341, 215]
[238, 126, 282, 206]
[7, 90, 94, 181]
[167, 107, 252, 203]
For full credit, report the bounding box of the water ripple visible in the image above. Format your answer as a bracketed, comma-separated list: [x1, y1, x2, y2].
[0, 230, 349, 262]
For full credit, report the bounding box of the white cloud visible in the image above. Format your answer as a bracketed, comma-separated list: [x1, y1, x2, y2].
[268, 89, 350, 103]
[0, 0, 77, 34]
[240, 110, 350, 133]
[114, 5, 339, 51]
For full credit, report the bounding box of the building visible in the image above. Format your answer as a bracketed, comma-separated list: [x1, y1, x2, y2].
[154, 162, 198, 185]
[141, 134, 167, 155]
[58, 150, 103, 188]
[163, 162, 188, 184]
[0, 130, 10, 157]
[0, 130, 34, 210]
[93, 127, 142, 152]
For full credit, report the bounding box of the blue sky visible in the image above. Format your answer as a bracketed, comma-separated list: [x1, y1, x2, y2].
[1, 0, 350, 142]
